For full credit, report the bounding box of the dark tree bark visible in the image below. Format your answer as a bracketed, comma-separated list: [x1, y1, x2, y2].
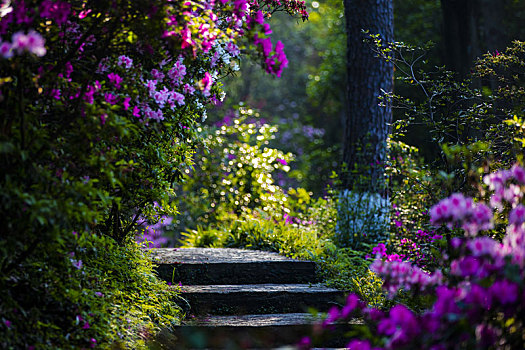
[479, 0, 507, 53]
[440, 0, 481, 78]
[342, 0, 394, 193]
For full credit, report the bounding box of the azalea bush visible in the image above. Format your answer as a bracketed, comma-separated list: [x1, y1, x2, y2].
[0, 0, 308, 347]
[379, 140, 444, 270]
[362, 40, 525, 274]
[309, 164, 525, 349]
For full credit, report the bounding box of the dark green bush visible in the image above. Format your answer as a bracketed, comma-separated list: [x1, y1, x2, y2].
[0, 232, 181, 349]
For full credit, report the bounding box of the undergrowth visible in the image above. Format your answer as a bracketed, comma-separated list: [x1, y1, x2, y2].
[0, 232, 182, 349]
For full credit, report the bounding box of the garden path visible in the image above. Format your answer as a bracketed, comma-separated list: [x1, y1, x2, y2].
[148, 247, 355, 349]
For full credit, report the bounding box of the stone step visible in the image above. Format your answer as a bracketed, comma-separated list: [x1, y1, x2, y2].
[149, 248, 317, 285]
[176, 284, 345, 315]
[153, 313, 360, 349]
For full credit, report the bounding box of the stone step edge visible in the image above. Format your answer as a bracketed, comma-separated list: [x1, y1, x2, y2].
[176, 283, 342, 294]
[182, 313, 363, 327]
[147, 247, 312, 264]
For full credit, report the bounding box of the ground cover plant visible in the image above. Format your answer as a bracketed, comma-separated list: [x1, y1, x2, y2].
[0, 0, 308, 347]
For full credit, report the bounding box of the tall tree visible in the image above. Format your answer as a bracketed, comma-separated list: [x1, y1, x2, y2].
[342, 0, 394, 193]
[336, 0, 394, 248]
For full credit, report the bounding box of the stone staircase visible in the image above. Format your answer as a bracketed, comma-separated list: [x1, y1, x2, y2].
[149, 248, 352, 349]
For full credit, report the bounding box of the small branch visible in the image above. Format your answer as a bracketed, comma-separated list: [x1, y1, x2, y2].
[122, 201, 148, 238]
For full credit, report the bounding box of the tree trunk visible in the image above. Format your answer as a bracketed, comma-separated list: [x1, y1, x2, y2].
[440, 0, 480, 78]
[342, 0, 394, 194]
[337, 0, 393, 248]
[479, 0, 506, 53]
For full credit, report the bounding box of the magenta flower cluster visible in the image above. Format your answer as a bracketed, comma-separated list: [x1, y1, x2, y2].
[316, 164, 525, 349]
[484, 164, 525, 210]
[0, 29, 46, 58]
[1, 0, 308, 126]
[370, 259, 443, 297]
[429, 192, 493, 235]
[367, 230, 443, 268]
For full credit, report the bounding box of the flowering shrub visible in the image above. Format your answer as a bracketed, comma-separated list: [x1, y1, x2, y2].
[311, 164, 525, 349]
[0, 0, 308, 247]
[0, 0, 307, 347]
[381, 140, 445, 270]
[367, 41, 525, 275]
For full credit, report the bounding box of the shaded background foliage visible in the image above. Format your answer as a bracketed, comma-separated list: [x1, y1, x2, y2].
[211, 0, 525, 182]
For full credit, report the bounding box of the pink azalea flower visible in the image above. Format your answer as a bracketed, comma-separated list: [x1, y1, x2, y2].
[511, 164, 525, 184]
[123, 97, 131, 110]
[107, 72, 123, 89]
[104, 92, 118, 105]
[490, 280, 518, 304]
[509, 205, 525, 225]
[83, 85, 95, 104]
[151, 69, 165, 82]
[12, 30, 46, 57]
[201, 72, 213, 97]
[183, 83, 195, 95]
[346, 339, 372, 350]
[168, 61, 187, 84]
[132, 106, 140, 117]
[39, 0, 71, 26]
[117, 55, 133, 69]
[0, 41, 13, 58]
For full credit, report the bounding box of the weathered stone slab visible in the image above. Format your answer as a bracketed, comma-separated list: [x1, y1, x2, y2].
[148, 248, 317, 285]
[176, 283, 345, 315]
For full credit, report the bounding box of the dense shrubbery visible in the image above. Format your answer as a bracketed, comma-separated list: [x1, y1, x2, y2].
[176, 107, 293, 233]
[0, 0, 307, 347]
